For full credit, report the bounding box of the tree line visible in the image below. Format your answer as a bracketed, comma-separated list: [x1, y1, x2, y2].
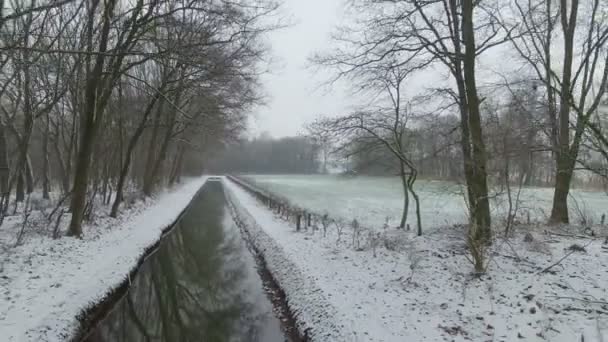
[348, 83, 603, 189]
[308, 0, 608, 272]
[210, 134, 320, 174]
[0, 0, 278, 237]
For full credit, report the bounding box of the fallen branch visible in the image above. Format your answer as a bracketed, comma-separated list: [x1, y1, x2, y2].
[563, 306, 608, 315]
[537, 241, 593, 274]
[545, 230, 593, 240]
[47, 191, 71, 223]
[547, 296, 608, 306]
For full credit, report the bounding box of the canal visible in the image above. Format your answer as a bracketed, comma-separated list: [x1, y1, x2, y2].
[83, 180, 291, 342]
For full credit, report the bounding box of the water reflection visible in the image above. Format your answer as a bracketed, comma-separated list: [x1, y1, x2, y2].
[85, 181, 286, 342]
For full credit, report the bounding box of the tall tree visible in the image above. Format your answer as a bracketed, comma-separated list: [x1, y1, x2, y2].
[0, 0, 278, 234]
[504, 0, 608, 223]
[314, 0, 513, 248]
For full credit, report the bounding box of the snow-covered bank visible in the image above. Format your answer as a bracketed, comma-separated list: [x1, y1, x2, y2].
[0, 177, 207, 342]
[225, 177, 608, 342]
[224, 178, 351, 341]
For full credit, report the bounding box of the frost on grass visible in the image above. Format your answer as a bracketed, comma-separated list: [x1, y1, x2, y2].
[226, 176, 608, 342]
[243, 174, 608, 233]
[0, 177, 207, 342]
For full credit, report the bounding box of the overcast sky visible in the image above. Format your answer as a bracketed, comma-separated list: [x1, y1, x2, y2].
[248, 0, 352, 138]
[248, 0, 525, 139]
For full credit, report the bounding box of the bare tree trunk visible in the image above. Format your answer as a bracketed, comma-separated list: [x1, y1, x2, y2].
[52, 138, 69, 194]
[12, 9, 35, 201]
[69, 115, 98, 236]
[66, 107, 77, 192]
[142, 98, 164, 194]
[550, 158, 573, 223]
[169, 143, 185, 186]
[399, 161, 409, 229]
[175, 152, 184, 184]
[447, 0, 480, 237]
[545, 0, 558, 168]
[42, 116, 51, 199]
[462, 0, 491, 242]
[549, 0, 578, 224]
[523, 149, 534, 186]
[0, 123, 8, 224]
[24, 155, 34, 195]
[68, 0, 116, 237]
[16, 172, 24, 202]
[407, 172, 422, 236]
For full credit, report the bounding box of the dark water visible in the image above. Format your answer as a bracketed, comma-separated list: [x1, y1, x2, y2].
[84, 181, 287, 342]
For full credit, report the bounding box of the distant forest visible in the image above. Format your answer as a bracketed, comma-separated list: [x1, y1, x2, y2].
[210, 135, 319, 174]
[214, 111, 606, 189]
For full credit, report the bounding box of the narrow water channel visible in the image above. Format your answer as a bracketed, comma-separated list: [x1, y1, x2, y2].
[83, 181, 289, 342]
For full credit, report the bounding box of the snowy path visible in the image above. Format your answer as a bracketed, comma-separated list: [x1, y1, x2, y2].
[225, 178, 608, 342]
[0, 177, 207, 342]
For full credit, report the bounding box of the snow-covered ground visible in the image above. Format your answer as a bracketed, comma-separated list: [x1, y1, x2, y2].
[243, 174, 608, 231]
[226, 176, 608, 341]
[0, 177, 207, 342]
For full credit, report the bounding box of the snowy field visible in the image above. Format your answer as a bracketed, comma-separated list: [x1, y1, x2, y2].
[227, 176, 608, 342]
[243, 174, 608, 231]
[0, 177, 207, 342]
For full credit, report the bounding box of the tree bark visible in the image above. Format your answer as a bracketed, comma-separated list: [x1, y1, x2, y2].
[545, 0, 558, 167]
[52, 137, 70, 194]
[24, 155, 34, 194]
[407, 172, 422, 236]
[169, 143, 185, 186]
[13, 8, 35, 200]
[447, 0, 479, 237]
[16, 172, 24, 202]
[42, 116, 51, 199]
[462, 0, 491, 242]
[0, 123, 8, 222]
[67, 0, 116, 237]
[142, 98, 165, 194]
[549, 0, 578, 224]
[0, 123, 9, 202]
[399, 161, 409, 229]
[68, 114, 97, 236]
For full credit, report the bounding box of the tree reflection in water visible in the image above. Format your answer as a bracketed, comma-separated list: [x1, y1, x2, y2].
[85, 182, 286, 342]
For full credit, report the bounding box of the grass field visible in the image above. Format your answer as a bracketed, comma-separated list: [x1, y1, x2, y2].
[229, 176, 608, 341]
[243, 174, 608, 230]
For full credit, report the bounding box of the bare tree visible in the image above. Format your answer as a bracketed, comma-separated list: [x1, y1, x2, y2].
[0, 0, 279, 238]
[503, 0, 608, 223]
[312, 1, 516, 268]
[309, 60, 423, 235]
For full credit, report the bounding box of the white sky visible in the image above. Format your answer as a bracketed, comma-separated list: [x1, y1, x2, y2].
[249, 0, 603, 139]
[249, 0, 353, 138]
[249, 0, 479, 139]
